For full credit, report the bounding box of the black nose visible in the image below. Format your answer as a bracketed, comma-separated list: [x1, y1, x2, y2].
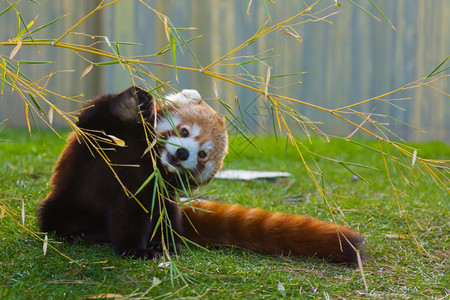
[175, 148, 189, 161]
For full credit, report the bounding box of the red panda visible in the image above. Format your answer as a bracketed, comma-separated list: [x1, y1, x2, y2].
[38, 86, 363, 263]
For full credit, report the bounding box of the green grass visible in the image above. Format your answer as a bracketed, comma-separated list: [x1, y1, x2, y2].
[0, 128, 448, 299]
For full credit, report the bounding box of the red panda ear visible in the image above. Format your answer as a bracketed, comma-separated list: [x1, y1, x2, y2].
[110, 86, 153, 122]
[217, 115, 226, 126]
[165, 89, 202, 105]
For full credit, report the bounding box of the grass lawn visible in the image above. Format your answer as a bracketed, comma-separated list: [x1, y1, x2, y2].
[0, 128, 448, 299]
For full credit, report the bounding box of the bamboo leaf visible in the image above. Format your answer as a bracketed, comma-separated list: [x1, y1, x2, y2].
[151, 208, 164, 240]
[115, 42, 120, 57]
[237, 55, 274, 66]
[115, 41, 142, 46]
[28, 92, 46, 116]
[212, 79, 219, 98]
[166, 18, 202, 67]
[245, 19, 269, 47]
[163, 16, 170, 41]
[383, 115, 426, 133]
[280, 28, 302, 42]
[346, 0, 380, 22]
[270, 103, 278, 140]
[265, 66, 271, 96]
[169, 31, 178, 81]
[0, 59, 5, 95]
[48, 106, 54, 125]
[255, 19, 269, 36]
[17, 15, 38, 38]
[18, 60, 53, 64]
[368, 0, 396, 30]
[348, 139, 383, 155]
[156, 138, 188, 150]
[271, 72, 306, 78]
[5, 59, 34, 83]
[105, 134, 126, 147]
[171, 27, 198, 31]
[338, 161, 378, 171]
[426, 56, 449, 78]
[25, 104, 31, 134]
[427, 66, 450, 78]
[150, 172, 158, 217]
[225, 115, 262, 154]
[174, 170, 192, 198]
[29, 14, 67, 34]
[12, 61, 19, 91]
[16, 13, 39, 53]
[246, 0, 253, 16]
[156, 35, 202, 55]
[338, 161, 369, 184]
[80, 64, 94, 79]
[16, 12, 20, 36]
[0, 1, 19, 16]
[10, 40, 22, 59]
[133, 171, 156, 196]
[373, 120, 405, 142]
[412, 150, 417, 167]
[262, 0, 272, 20]
[94, 61, 120, 66]
[104, 36, 124, 69]
[217, 97, 247, 130]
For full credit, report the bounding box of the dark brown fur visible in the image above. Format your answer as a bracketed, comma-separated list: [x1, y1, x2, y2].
[38, 86, 182, 258]
[38, 86, 364, 263]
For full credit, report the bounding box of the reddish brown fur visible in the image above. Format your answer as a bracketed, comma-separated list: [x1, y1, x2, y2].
[39, 86, 364, 263]
[182, 201, 363, 263]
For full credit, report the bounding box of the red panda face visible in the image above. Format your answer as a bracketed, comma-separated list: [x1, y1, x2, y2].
[155, 90, 228, 186]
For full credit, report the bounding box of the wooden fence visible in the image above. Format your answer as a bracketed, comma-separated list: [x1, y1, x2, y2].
[0, 0, 448, 141]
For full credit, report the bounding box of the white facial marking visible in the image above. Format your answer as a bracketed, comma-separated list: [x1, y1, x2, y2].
[160, 151, 177, 173]
[191, 124, 201, 137]
[157, 90, 223, 185]
[165, 136, 199, 170]
[201, 140, 214, 150]
[198, 161, 216, 184]
[156, 117, 180, 133]
[179, 125, 191, 135]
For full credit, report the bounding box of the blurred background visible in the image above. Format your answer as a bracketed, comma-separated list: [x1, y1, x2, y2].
[0, 0, 448, 141]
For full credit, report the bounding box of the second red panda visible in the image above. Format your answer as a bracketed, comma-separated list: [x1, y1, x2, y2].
[38, 86, 363, 263]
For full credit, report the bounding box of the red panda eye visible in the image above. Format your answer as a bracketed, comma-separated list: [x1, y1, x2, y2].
[198, 151, 207, 159]
[180, 128, 189, 137]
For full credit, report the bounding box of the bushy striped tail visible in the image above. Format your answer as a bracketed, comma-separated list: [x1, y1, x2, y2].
[181, 201, 364, 263]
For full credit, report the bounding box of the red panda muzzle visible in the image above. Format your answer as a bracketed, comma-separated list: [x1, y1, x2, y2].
[175, 148, 190, 161]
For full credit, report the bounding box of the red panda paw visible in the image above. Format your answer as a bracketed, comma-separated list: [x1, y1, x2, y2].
[119, 247, 162, 260]
[134, 87, 153, 123]
[149, 240, 180, 255]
